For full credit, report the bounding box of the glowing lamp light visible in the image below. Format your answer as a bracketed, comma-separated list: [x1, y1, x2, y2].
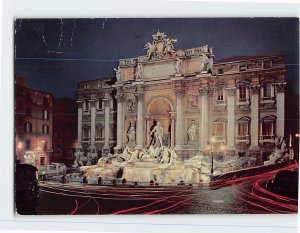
[295, 133, 299, 138]
[211, 137, 216, 143]
[17, 142, 23, 149]
[220, 144, 226, 151]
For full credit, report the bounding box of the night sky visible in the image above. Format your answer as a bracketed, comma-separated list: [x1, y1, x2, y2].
[14, 18, 299, 98]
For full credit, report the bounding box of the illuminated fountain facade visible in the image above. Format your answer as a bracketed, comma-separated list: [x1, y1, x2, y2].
[75, 31, 288, 182]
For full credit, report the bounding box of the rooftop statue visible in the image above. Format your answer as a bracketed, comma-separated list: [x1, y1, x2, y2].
[144, 31, 177, 60]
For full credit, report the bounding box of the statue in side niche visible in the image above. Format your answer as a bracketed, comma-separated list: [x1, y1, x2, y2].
[126, 123, 136, 146]
[187, 120, 198, 143]
[175, 58, 182, 75]
[135, 63, 143, 81]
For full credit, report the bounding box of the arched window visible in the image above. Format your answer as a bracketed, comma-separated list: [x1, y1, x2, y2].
[82, 125, 90, 139]
[43, 110, 49, 119]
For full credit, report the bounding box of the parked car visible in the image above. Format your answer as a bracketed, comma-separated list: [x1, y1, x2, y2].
[15, 163, 39, 214]
[38, 162, 66, 180]
[266, 170, 298, 198]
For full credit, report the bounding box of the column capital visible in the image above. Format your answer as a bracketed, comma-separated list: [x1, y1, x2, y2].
[275, 82, 286, 93]
[250, 85, 260, 95]
[199, 87, 213, 96]
[134, 92, 144, 101]
[226, 87, 236, 96]
[76, 100, 84, 108]
[89, 98, 97, 107]
[175, 89, 185, 97]
[115, 94, 126, 103]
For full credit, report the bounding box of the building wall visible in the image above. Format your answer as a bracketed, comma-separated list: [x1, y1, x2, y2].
[15, 75, 53, 167]
[52, 98, 78, 166]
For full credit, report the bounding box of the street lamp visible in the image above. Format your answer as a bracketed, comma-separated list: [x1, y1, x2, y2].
[210, 135, 215, 175]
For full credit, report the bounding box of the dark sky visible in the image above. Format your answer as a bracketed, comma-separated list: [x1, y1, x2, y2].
[14, 18, 299, 98]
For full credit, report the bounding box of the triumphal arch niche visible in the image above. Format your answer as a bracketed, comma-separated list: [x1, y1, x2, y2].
[113, 31, 214, 159]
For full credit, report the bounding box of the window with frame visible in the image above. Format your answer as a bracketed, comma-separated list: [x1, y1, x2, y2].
[238, 122, 249, 136]
[217, 89, 224, 101]
[215, 123, 225, 137]
[24, 122, 32, 133]
[97, 99, 103, 110]
[263, 83, 273, 98]
[43, 110, 49, 119]
[83, 125, 90, 139]
[262, 120, 274, 136]
[96, 125, 103, 139]
[239, 86, 247, 101]
[42, 124, 49, 134]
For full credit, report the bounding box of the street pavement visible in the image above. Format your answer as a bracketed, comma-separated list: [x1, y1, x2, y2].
[34, 163, 298, 215]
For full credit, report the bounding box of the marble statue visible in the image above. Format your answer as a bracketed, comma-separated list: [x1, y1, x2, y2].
[114, 66, 121, 82]
[86, 149, 98, 166]
[126, 123, 136, 147]
[126, 99, 135, 112]
[144, 42, 156, 60]
[164, 38, 177, 54]
[175, 58, 182, 75]
[187, 120, 198, 143]
[135, 63, 143, 81]
[150, 122, 164, 147]
[73, 148, 85, 167]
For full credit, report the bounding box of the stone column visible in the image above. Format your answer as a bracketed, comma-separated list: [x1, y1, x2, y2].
[226, 87, 236, 150]
[89, 99, 97, 149]
[276, 83, 286, 138]
[102, 97, 110, 150]
[175, 90, 184, 149]
[135, 92, 144, 148]
[144, 114, 150, 146]
[250, 85, 260, 150]
[200, 88, 209, 151]
[170, 112, 176, 148]
[76, 100, 83, 148]
[114, 94, 125, 153]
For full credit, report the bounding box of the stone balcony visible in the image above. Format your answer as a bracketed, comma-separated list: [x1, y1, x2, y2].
[260, 96, 275, 104]
[236, 135, 250, 144]
[259, 135, 275, 143]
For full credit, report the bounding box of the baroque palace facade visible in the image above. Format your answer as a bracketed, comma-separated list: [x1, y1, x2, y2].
[76, 31, 286, 163]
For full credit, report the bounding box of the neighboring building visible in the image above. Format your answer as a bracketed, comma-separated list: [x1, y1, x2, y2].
[76, 31, 286, 164]
[52, 98, 78, 166]
[76, 78, 117, 155]
[15, 75, 53, 167]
